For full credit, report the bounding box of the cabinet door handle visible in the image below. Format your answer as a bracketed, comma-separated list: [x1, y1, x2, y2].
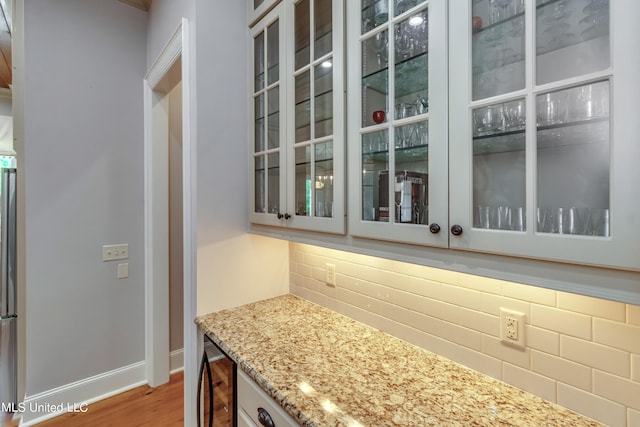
[277, 212, 284, 219]
[429, 223, 441, 234]
[284, 213, 291, 220]
[257, 407, 275, 427]
[450, 224, 463, 236]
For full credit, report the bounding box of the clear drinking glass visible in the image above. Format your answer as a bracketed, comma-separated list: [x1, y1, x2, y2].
[295, 146, 311, 216]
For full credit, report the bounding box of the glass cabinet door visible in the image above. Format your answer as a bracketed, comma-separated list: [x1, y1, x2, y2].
[287, 0, 345, 233]
[348, 0, 448, 246]
[250, 5, 287, 226]
[449, 0, 640, 271]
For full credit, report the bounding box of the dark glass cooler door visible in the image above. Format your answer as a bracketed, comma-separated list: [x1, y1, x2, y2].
[198, 334, 237, 427]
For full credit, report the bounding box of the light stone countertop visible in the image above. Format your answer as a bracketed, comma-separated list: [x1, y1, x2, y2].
[195, 294, 603, 427]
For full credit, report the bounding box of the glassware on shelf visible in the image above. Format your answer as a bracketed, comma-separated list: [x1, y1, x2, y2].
[415, 94, 428, 114]
[473, 104, 505, 136]
[536, 207, 609, 236]
[536, 90, 569, 127]
[374, 0, 389, 24]
[372, 30, 389, 68]
[568, 81, 609, 122]
[503, 98, 526, 131]
[473, 205, 526, 231]
[395, 102, 415, 119]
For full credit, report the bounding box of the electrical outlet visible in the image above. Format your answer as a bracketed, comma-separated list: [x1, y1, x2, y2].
[325, 263, 336, 286]
[103, 244, 129, 261]
[500, 308, 526, 348]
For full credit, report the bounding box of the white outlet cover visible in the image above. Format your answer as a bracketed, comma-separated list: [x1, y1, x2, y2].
[500, 308, 526, 348]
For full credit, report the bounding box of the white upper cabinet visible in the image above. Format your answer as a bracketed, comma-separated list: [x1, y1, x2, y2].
[250, 0, 346, 234]
[249, 0, 280, 25]
[449, 0, 640, 271]
[251, 0, 640, 272]
[347, 0, 449, 247]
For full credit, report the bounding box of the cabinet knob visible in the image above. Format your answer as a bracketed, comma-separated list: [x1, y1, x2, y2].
[257, 407, 275, 427]
[284, 213, 291, 220]
[450, 224, 463, 236]
[277, 212, 284, 220]
[428, 223, 441, 234]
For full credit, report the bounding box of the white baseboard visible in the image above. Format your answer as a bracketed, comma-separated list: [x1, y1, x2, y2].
[18, 361, 146, 427]
[169, 348, 184, 374]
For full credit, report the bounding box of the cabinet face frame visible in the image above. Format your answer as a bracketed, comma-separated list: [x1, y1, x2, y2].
[448, 0, 640, 271]
[249, 0, 281, 26]
[249, 0, 346, 234]
[347, 0, 450, 247]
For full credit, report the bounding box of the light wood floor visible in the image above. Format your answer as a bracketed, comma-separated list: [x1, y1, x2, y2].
[2, 371, 184, 427]
[2, 359, 233, 427]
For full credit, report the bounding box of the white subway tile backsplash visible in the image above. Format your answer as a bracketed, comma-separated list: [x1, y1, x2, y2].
[502, 282, 556, 306]
[458, 346, 502, 379]
[531, 350, 592, 391]
[421, 334, 461, 362]
[531, 304, 592, 340]
[593, 318, 640, 354]
[481, 335, 530, 369]
[416, 314, 483, 351]
[560, 335, 630, 378]
[526, 325, 560, 355]
[290, 243, 640, 426]
[629, 305, 640, 326]
[481, 293, 531, 317]
[593, 370, 640, 410]
[503, 362, 556, 402]
[557, 382, 627, 427]
[297, 262, 312, 278]
[456, 272, 502, 294]
[558, 293, 626, 322]
[458, 307, 498, 337]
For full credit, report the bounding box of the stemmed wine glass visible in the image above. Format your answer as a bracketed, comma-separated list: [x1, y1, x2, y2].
[372, 30, 388, 69]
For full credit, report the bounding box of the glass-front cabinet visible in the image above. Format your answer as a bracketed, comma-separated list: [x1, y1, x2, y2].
[249, 0, 280, 25]
[347, 0, 449, 246]
[250, 0, 345, 233]
[449, 0, 640, 270]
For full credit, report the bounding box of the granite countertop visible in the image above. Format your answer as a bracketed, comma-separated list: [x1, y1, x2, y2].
[195, 294, 603, 427]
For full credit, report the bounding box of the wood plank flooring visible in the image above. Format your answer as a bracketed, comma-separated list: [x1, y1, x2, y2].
[2, 371, 184, 427]
[1, 359, 234, 427]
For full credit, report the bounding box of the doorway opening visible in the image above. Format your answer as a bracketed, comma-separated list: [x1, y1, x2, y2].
[143, 19, 196, 427]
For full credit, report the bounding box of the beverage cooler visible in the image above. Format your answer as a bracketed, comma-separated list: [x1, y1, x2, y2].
[198, 335, 236, 427]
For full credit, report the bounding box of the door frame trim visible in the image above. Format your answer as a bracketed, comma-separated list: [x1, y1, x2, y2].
[143, 21, 196, 425]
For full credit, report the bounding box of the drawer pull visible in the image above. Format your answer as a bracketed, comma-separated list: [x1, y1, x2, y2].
[257, 407, 275, 427]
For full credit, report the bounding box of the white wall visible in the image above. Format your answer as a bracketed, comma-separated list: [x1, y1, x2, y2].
[23, 0, 147, 396]
[146, 0, 194, 70]
[193, 0, 289, 317]
[146, 1, 289, 424]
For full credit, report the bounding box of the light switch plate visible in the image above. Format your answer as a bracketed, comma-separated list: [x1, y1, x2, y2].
[325, 263, 336, 286]
[117, 263, 129, 279]
[103, 244, 129, 261]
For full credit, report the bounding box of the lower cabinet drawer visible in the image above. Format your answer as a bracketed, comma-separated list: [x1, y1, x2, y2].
[237, 369, 299, 427]
[238, 408, 258, 427]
